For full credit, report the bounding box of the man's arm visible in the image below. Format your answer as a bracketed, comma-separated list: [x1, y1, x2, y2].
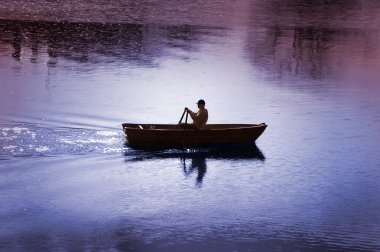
[189, 111, 197, 120]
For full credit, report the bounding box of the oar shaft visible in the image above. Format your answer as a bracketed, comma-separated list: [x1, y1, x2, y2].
[182, 111, 189, 148]
[185, 111, 189, 125]
[178, 109, 186, 124]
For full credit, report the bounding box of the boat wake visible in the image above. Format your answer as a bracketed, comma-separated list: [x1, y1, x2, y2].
[0, 123, 125, 158]
[0, 123, 266, 162]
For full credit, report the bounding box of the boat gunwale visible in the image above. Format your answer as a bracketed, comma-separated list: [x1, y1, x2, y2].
[122, 123, 267, 132]
[122, 123, 267, 148]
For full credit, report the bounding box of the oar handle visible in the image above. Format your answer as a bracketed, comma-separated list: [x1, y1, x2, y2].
[178, 109, 186, 124]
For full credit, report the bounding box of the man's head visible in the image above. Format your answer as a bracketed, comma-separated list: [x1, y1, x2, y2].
[196, 99, 206, 108]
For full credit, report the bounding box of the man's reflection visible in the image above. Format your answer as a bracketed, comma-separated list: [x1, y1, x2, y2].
[181, 157, 207, 187]
[11, 27, 22, 60]
[123, 144, 265, 188]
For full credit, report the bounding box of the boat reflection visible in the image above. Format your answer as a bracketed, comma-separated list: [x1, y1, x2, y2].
[123, 143, 265, 161]
[124, 144, 265, 185]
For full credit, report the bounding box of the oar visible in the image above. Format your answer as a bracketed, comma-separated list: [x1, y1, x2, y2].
[178, 109, 186, 124]
[185, 110, 189, 125]
[182, 111, 189, 148]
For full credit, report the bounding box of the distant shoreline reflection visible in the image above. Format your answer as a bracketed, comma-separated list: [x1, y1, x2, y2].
[123, 144, 265, 186]
[0, 19, 223, 67]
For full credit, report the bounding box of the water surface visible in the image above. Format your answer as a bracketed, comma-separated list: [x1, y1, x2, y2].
[1, 1, 380, 251]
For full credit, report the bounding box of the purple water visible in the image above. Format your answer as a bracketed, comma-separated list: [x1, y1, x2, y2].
[1, 1, 380, 251]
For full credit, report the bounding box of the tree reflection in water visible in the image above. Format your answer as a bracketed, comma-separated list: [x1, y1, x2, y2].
[0, 19, 223, 66]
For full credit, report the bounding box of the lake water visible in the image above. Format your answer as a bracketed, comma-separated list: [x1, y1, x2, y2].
[1, 1, 380, 251]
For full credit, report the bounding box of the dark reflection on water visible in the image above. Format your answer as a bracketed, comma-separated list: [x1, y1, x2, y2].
[247, 1, 380, 81]
[182, 156, 207, 187]
[0, 19, 222, 66]
[124, 144, 265, 161]
[246, 25, 379, 80]
[257, 0, 363, 16]
[124, 144, 265, 186]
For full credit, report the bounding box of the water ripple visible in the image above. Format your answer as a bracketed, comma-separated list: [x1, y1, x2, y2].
[0, 124, 125, 157]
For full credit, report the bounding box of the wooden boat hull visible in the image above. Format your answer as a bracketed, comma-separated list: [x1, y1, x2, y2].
[122, 123, 267, 149]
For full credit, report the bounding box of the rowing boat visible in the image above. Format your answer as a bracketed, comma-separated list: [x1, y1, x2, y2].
[122, 123, 267, 149]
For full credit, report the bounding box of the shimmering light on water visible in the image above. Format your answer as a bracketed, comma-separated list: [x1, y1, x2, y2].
[1, 1, 380, 251]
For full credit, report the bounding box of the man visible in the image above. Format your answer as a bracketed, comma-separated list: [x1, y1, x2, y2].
[185, 99, 208, 129]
